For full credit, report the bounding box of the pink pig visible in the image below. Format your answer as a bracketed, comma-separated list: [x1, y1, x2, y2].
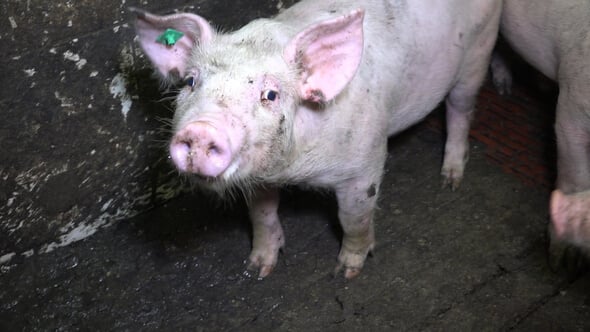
[491, 0, 590, 271]
[132, 0, 502, 278]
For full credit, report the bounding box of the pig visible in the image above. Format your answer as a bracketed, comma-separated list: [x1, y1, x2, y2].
[550, 190, 590, 253]
[490, 0, 590, 272]
[131, 0, 502, 279]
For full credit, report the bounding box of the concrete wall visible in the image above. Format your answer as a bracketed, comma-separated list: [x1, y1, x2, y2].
[0, 0, 297, 265]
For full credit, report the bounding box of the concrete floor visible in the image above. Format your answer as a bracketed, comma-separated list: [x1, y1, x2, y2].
[3, 123, 590, 330]
[1, 0, 589, 331]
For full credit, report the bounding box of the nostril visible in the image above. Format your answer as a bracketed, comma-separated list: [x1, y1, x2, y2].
[172, 141, 191, 158]
[207, 142, 222, 156]
[205, 142, 230, 171]
[170, 140, 192, 172]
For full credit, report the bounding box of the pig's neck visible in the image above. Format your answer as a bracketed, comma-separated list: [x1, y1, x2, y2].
[267, 104, 328, 186]
[273, 102, 376, 188]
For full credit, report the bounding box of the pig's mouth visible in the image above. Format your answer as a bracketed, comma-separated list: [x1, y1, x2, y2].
[189, 158, 241, 182]
[192, 173, 218, 182]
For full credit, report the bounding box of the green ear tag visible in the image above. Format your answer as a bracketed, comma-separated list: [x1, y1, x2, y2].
[156, 28, 185, 46]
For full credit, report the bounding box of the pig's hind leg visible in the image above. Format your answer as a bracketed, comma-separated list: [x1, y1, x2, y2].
[548, 86, 590, 274]
[247, 187, 285, 278]
[440, 80, 478, 190]
[441, 49, 495, 190]
[441, 5, 500, 189]
[554, 91, 590, 194]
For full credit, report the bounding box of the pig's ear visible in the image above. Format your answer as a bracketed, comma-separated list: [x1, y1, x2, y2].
[130, 7, 214, 81]
[284, 9, 364, 103]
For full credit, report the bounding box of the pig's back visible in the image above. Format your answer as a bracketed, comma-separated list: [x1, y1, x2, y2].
[501, 0, 590, 81]
[275, 0, 501, 135]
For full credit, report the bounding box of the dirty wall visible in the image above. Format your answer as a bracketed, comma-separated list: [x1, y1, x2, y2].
[0, 0, 298, 266]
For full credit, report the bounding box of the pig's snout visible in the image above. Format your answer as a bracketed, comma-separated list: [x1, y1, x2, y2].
[169, 122, 235, 177]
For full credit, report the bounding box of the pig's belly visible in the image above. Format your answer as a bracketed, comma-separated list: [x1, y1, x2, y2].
[386, 88, 450, 137]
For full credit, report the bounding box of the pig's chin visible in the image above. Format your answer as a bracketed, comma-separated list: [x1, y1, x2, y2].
[187, 173, 242, 197]
[190, 160, 240, 184]
[184, 158, 256, 196]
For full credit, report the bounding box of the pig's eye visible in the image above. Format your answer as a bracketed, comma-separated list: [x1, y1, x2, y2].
[261, 89, 278, 102]
[183, 76, 197, 90]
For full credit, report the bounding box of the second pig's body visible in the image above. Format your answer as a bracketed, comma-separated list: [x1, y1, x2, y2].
[492, 0, 590, 270]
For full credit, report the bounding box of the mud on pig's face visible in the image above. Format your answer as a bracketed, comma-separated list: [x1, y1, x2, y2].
[169, 34, 298, 192]
[132, 8, 298, 192]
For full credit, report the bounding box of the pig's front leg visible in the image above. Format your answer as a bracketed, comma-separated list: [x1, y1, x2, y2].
[247, 187, 285, 278]
[334, 176, 379, 279]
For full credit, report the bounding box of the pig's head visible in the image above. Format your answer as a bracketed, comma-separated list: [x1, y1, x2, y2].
[132, 8, 364, 194]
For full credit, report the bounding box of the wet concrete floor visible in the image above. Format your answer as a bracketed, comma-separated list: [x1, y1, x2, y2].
[2, 121, 590, 330]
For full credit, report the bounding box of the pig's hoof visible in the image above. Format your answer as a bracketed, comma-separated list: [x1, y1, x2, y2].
[334, 264, 362, 279]
[247, 248, 281, 279]
[440, 170, 463, 191]
[441, 150, 468, 191]
[247, 261, 274, 279]
[491, 70, 513, 96]
[334, 246, 373, 279]
[548, 232, 588, 279]
[441, 160, 466, 191]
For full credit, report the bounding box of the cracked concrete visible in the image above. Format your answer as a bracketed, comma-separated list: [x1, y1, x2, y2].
[1, 0, 589, 330]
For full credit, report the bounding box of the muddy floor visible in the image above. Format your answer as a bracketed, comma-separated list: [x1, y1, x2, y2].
[2, 123, 590, 331]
